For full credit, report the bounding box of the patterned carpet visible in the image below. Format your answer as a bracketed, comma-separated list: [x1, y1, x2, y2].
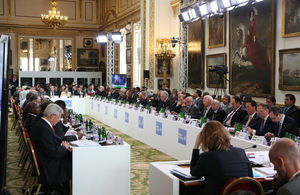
[5, 112, 175, 195]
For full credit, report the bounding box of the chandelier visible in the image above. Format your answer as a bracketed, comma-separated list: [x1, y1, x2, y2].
[41, 0, 68, 30]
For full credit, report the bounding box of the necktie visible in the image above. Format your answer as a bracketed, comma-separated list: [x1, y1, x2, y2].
[224, 110, 235, 126]
[204, 107, 209, 117]
[258, 119, 265, 132]
[245, 115, 253, 127]
[277, 122, 282, 137]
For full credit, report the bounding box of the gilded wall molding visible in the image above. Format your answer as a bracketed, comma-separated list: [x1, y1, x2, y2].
[148, 0, 155, 89]
[142, 0, 146, 86]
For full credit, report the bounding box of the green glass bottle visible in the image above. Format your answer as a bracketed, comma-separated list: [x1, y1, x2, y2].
[235, 123, 243, 132]
[199, 117, 207, 128]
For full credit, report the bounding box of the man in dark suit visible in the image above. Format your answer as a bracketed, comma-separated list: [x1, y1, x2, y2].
[269, 138, 300, 195]
[137, 91, 149, 107]
[24, 102, 41, 134]
[54, 100, 82, 142]
[223, 96, 248, 127]
[243, 100, 261, 130]
[181, 96, 200, 119]
[200, 95, 214, 119]
[30, 103, 72, 191]
[47, 85, 59, 97]
[193, 90, 204, 113]
[211, 99, 227, 122]
[265, 106, 299, 138]
[283, 94, 300, 127]
[96, 86, 107, 97]
[156, 90, 170, 112]
[246, 103, 273, 136]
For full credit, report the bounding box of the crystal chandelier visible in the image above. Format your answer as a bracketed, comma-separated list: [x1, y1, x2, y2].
[41, 0, 68, 30]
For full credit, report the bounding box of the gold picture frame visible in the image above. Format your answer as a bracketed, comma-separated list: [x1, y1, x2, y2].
[155, 56, 173, 77]
[279, 48, 300, 91]
[206, 53, 227, 88]
[282, 0, 300, 38]
[207, 15, 226, 48]
[83, 38, 93, 48]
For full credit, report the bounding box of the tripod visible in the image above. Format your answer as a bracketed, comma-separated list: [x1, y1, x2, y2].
[213, 73, 229, 99]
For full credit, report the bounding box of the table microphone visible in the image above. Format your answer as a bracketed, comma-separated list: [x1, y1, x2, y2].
[243, 145, 257, 150]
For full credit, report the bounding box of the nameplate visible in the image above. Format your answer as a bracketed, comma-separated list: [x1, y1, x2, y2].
[178, 128, 187, 145]
[114, 109, 118, 119]
[97, 104, 100, 112]
[138, 116, 144, 129]
[125, 112, 129, 123]
[235, 131, 249, 140]
[156, 121, 162, 136]
[251, 135, 266, 145]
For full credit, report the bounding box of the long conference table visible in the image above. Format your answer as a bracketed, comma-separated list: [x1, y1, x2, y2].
[52, 96, 270, 160]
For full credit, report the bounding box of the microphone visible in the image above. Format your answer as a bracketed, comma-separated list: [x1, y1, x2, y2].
[243, 145, 257, 150]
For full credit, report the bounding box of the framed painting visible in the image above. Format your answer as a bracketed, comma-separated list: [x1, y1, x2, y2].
[229, 0, 275, 97]
[83, 38, 93, 48]
[207, 15, 226, 48]
[279, 48, 300, 91]
[206, 53, 227, 88]
[157, 79, 170, 89]
[188, 19, 204, 88]
[282, 0, 300, 37]
[77, 49, 99, 67]
[155, 57, 173, 77]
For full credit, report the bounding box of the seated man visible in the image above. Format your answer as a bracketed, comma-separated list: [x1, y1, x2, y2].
[96, 86, 107, 97]
[243, 100, 261, 130]
[156, 90, 170, 112]
[265, 106, 299, 138]
[221, 95, 233, 115]
[283, 94, 300, 127]
[211, 99, 227, 123]
[223, 96, 248, 127]
[192, 90, 204, 112]
[137, 91, 149, 107]
[54, 100, 82, 142]
[24, 102, 41, 134]
[30, 103, 72, 191]
[246, 103, 273, 136]
[269, 138, 300, 195]
[181, 96, 200, 119]
[266, 96, 276, 107]
[200, 95, 214, 119]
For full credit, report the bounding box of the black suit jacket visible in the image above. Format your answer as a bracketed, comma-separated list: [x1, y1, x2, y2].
[156, 99, 170, 111]
[230, 106, 248, 127]
[212, 108, 227, 123]
[53, 121, 77, 142]
[201, 107, 214, 120]
[255, 116, 273, 136]
[243, 113, 262, 130]
[194, 98, 204, 113]
[285, 105, 300, 127]
[181, 104, 201, 119]
[96, 90, 107, 97]
[190, 146, 253, 195]
[24, 114, 36, 134]
[269, 115, 299, 137]
[30, 117, 71, 186]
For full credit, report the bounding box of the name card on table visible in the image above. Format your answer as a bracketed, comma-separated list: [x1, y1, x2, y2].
[178, 128, 187, 145]
[251, 135, 267, 145]
[97, 104, 100, 112]
[64, 100, 72, 108]
[105, 106, 108, 115]
[125, 112, 129, 123]
[138, 116, 144, 129]
[114, 109, 118, 119]
[91, 102, 94, 110]
[235, 131, 249, 140]
[156, 121, 162, 136]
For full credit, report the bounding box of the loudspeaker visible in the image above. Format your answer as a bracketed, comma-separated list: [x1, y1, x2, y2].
[144, 70, 149, 79]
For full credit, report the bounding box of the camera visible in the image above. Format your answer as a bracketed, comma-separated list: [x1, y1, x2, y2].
[209, 65, 228, 76]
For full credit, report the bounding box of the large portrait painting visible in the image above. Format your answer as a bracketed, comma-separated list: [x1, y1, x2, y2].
[229, 0, 275, 97]
[155, 57, 173, 77]
[188, 19, 204, 88]
[282, 0, 300, 37]
[207, 15, 226, 48]
[279, 48, 300, 91]
[206, 53, 227, 88]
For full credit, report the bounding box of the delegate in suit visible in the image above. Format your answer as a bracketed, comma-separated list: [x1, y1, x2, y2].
[190, 121, 253, 195]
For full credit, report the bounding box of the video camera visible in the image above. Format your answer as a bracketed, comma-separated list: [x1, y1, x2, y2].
[208, 65, 228, 76]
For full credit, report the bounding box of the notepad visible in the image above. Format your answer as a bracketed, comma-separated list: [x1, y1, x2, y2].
[170, 166, 198, 179]
[255, 167, 276, 176]
[70, 140, 100, 147]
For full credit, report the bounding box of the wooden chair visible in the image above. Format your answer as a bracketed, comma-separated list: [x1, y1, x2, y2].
[10, 97, 18, 131]
[221, 177, 264, 195]
[24, 138, 42, 195]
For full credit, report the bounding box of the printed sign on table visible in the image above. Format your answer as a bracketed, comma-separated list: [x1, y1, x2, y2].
[138, 116, 144, 129]
[156, 121, 162, 136]
[64, 100, 72, 108]
[125, 112, 129, 123]
[97, 104, 100, 112]
[114, 109, 118, 119]
[105, 106, 108, 115]
[178, 128, 187, 145]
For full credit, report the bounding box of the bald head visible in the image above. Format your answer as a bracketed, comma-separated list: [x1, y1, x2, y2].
[269, 138, 300, 164]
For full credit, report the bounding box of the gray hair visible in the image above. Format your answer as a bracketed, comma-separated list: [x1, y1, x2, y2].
[213, 99, 220, 105]
[43, 103, 64, 117]
[161, 90, 169, 97]
[204, 95, 213, 101]
[100, 86, 105, 90]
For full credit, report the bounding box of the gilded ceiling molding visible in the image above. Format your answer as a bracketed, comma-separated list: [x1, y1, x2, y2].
[170, 0, 180, 17]
[148, 0, 155, 89]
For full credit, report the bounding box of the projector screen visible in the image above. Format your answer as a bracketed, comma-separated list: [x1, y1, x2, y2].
[112, 74, 127, 88]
